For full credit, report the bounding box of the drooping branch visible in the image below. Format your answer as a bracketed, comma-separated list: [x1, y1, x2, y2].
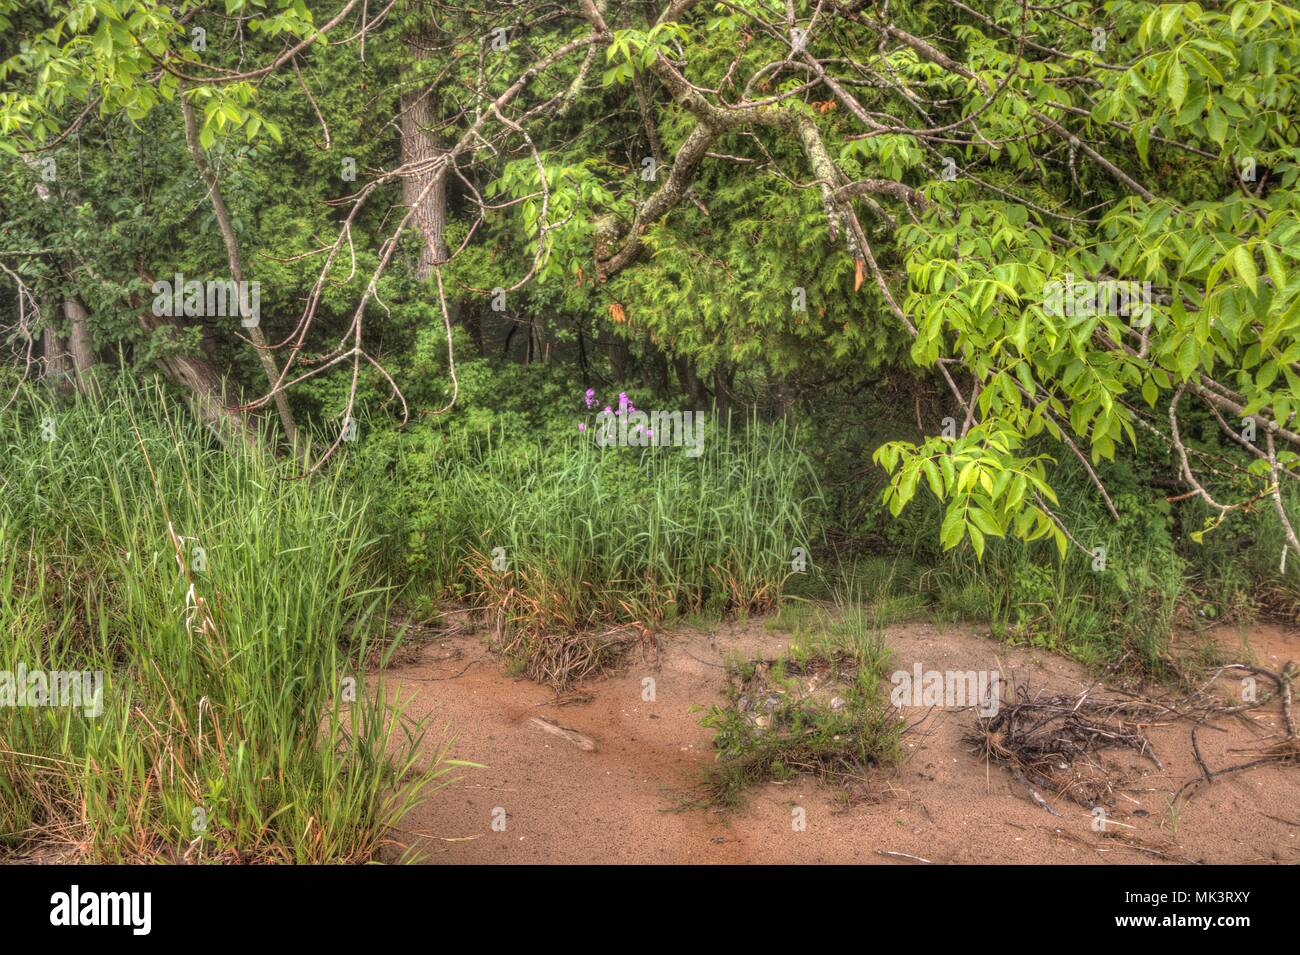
[180, 89, 299, 450]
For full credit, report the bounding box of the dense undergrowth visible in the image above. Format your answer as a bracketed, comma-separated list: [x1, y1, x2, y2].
[2, 363, 1297, 852]
[352, 356, 1300, 680]
[795, 383, 1300, 675]
[347, 368, 821, 684]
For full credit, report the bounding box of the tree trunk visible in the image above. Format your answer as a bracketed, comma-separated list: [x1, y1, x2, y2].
[609, 335, 629, 382]
[400, 24, 449, 281]
[136, 282, 258, 446]
[769, 369, 794, 422]
[675, 355, 704, 406]
[64, 294, 96, 387]
[714, 365, 734, 418]
[43, 324, 72, 393]
[464, 305, 484, 358]
[652, 344, 670, 397]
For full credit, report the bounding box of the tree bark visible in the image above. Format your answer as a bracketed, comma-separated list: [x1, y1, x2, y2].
[675, 356, 704, 406]
[63, 294, 96, 386]
[36, 295, 93, 395]
[137, 273, 258, 446]
[400, 23, 449, 280]
[463, 305, 484, 358]
[769, 369, 795, 423]
[24, 156, 96, 394]
[609, 335, 629, 382]
[43, 324, 72, 393]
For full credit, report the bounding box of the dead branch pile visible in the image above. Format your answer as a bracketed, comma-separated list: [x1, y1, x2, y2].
[971, 661, 1299, 813]
[494, 624, 640, 688]
[966, 686, 1166, 808]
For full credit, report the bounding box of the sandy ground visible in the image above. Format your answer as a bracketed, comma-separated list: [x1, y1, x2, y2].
[391, 615, 1300, 864]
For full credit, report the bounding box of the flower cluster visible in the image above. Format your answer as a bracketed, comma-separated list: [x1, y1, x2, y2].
[578, 390, 652, 439]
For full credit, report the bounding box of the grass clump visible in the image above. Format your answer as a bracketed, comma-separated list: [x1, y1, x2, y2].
[698, 592, 903, 808]
[0, 379, 460, 863]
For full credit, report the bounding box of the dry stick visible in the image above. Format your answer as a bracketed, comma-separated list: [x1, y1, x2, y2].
[876, 849, 933, 864]
[1189, 721, 1213, 784]
[1238, 660, 1300, 739]
[1203, 393, 1271, 462]
[1173, 660, 1298, 805]
[1033, 112, 1158, 202]
[1174, 754, 1297, 804]
[0, 261, 40, 413]
[293, 56, 331, 149]
[431, 266, 459, 416]
[970, 685, 1162, 809]
[1191, 380, 1300, 449]
[1169, 385, 1233, 518]
[527, 717, 597, 752]
[1171, 386, 1300, 558]
[1284, 662, 1297, 739]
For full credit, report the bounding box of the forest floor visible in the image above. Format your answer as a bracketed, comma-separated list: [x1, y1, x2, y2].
[391, 613, 1300, 864]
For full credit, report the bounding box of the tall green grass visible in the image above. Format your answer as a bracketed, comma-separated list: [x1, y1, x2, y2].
[374, 417, 820, 683]
[0, 379, 458, 862]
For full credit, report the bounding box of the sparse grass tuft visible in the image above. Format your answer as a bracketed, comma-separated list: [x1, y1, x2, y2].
[697, 593, 902, 808]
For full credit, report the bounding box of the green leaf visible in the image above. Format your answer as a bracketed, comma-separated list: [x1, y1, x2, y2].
[93, 19, 113, 57]
[969, 507, 1003, 537]
[1160, 4, 1181, 39]
[940, 508, 966, 550]
[922, 459, 944, 498]
[1262, 243, 1286, 294]
[1232, 244, 1258, 294]
[1142, 377, 1158, 407]
[1167, 59, 1188, 112]
[1206, 108, 1227, 146]
[1133, 121, 1151, 166]
[1177, 335, 1200, 378]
